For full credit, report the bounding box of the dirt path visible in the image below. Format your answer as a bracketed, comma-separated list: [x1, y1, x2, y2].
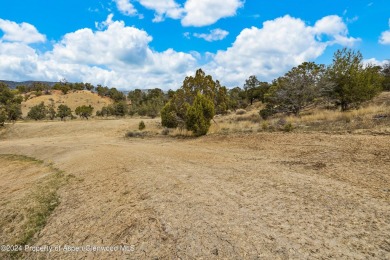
[1, 120, 389, 259]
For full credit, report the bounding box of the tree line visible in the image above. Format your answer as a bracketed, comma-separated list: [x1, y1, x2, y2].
[160, 48, 389, 135]
[0, 48, 389, 135]
[26, 101, 94, 121]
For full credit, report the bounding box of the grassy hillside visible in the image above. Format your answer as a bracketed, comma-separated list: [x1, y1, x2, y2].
[208, 91, 390, 135]
[21, 90, 113, 117]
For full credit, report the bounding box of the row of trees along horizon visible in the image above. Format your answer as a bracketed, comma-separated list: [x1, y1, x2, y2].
[1, 48, 389, 136]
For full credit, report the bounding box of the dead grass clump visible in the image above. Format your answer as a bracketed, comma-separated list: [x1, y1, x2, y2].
[235, 109, 246, 115]
[235, 113, 261, 123]
[161, 128, 170, 135]
[169, 128, 193, 137]
[258, 118, 294, 132]
[280, 101, 390, 132]
[212, 101, 389, 134]
[126, 131, 146, 138]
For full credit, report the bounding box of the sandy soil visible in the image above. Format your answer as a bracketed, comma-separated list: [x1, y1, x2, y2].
[0, 119, 389, 259]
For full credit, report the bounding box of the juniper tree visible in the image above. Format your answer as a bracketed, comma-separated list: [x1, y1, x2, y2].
[57, 104, 72, 121]
[325, 48, 383, 111]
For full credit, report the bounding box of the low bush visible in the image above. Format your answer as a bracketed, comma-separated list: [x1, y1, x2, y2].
[125, 131, 145, 138]
[259, 106, 276, 120]
[283, 122, 294, 132]
[139, 121, 146, 130]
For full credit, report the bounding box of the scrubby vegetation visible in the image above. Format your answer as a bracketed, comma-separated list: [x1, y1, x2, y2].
[185, 92, 215, 136]
[138, 120, 146, 130]
[75, 105, 94, 120]
[26, 102, 75, 121]
[27, 102, 47, 121]
[0, 83, 22, 126]
[0, 48, 388, 138]
[260, 49, 385, 119]
[128, 88, 168, 118]
[57, 104, 73, 121]
[161, 69, 229, 136]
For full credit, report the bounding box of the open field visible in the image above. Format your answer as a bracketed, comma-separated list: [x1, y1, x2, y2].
[0, 119, 389, 259]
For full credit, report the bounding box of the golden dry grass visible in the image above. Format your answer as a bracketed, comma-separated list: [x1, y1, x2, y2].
[21, 90, 113, 117]
[289, 104, 389, 123]
[211, 92, 390, 135]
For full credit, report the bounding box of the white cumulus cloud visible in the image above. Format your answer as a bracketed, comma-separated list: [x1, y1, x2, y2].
[182, 0, 244, 27]
[0, 17, 197, 90]
[0, 15, 361, 90]
[363, 58, 388, 67]
[313, 15, 359, 46]
[205, 15, 360, 86]
[114, 0, 244, 26]
[0, 42, 40, 79]
[114, 0, 138, 16]
[137, 0, 184, 22]
[379, 18, 390, 45]
[194, 29, 229, 41]
[49, 20, 153, 66]
[95, 13, 115, 30]
[0, 19, 46, 44]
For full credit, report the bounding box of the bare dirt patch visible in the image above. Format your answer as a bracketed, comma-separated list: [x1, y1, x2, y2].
[0, 120, 389, 259]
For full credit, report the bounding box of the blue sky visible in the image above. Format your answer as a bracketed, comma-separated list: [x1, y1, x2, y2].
[0, 0, 389, 90]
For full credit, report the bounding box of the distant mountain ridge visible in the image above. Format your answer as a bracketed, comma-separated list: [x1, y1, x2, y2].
[0, 80, 58, 89]
[0, 80, 162, 93]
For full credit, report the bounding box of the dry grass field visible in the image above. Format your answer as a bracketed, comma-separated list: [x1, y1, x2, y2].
[1, 93, 390, 259]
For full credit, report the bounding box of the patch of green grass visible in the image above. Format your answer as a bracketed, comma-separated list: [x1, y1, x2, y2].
[15, 170, 65, 247]
[0, 154, 71, 259]
[0, 154, 44, 164]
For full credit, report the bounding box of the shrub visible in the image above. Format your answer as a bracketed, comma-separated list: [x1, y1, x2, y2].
[261, 121, 269, 130]
[0, 83, 23, 123]
[283, 122, 294, 132]
[185, 92, 215, 136]
[161, 101, 178, 128]
[28, 102, 47, 120]
[56, 104, 72, 121]
[259, 106, 276, 120]
[0, 108, 6, 126]
[113, 102, 128, 117]
[139, 121, 146, 130]
[75, 105, 94, 119]
[96, 105, 115, 117]
[6, 102, 22, 122]
[325, 48, 383, 111]
[161, 69, 226, 135]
